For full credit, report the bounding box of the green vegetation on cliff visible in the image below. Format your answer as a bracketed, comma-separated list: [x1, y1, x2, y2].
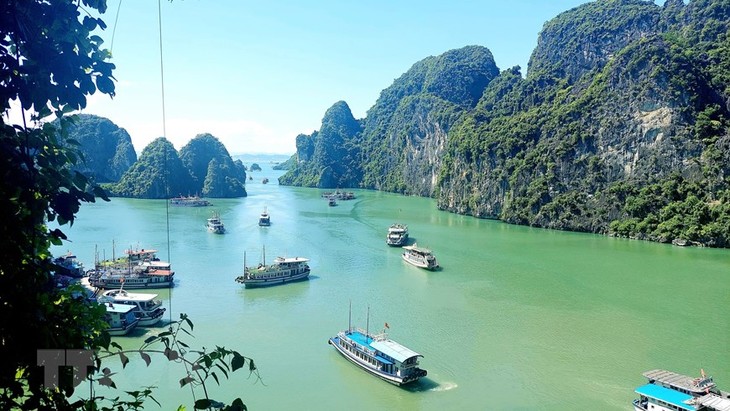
[109, 137, 193, 198]
[179, 133, 247, 198]
[280, 0, 730, 247]
[61, 114, 137, 183]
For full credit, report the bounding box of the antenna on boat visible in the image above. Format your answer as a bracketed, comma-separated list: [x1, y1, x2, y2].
[348, 300, 352, 333]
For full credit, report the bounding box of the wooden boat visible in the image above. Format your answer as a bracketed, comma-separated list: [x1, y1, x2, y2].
[386, 223, 408, 247]
[633, 369, 730, 411]
[401, 244, 439, 270]
[328, 305, 427, 386]
[234, 247, 310, 288]
[98, 288, 166, 326]
[52, 252, 85, 278]
[88, 262, 174, 289]
[103, 302, 139, 336]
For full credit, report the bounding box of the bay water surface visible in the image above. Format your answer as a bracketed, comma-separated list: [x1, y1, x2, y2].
[54, 162, 729, 410]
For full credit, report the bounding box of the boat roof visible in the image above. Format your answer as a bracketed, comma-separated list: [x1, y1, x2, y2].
[644, 369, 717, 394]
[402, 245, 432, 254]
[273, 256, 309, 263]
[104, 290, 158, 301]
[103, 303, 136, 313]
[635, 384, 698, 411]
[696, 393, 730, 411]
[370, 338, 423, 363]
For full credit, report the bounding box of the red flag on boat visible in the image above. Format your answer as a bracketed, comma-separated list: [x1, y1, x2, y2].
[384, 322, 390, 329]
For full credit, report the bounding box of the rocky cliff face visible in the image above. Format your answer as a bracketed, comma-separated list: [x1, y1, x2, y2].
[279, 101, 362, 188]
[437, 0, 730, 246]
[281, 0, 730, 247]
[63, 114, 137, 182]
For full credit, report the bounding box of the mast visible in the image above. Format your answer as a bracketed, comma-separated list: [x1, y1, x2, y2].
[366, 305, 370, 342]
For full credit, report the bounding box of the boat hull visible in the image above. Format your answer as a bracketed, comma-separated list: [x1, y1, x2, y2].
[328, 337, 426, 386]
[107, 321, 138, 336]
[401, 253, 439, 270]
[240, 270, 310, 288]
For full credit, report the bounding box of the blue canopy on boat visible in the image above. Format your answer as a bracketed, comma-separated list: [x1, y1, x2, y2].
[635, 384, 698, 411]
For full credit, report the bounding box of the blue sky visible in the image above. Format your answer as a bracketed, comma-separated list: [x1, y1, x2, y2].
[81, 0, 659, 155]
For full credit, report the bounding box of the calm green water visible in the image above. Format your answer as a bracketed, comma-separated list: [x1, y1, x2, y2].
[53, 163, 730, 410]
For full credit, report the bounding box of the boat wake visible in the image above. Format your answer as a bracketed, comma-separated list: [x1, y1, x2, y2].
[429, 381, 458, 392]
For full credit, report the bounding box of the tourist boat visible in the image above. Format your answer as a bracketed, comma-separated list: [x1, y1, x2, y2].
[633, 369, 730, 411]
[258, 207, 271, 226]
[322, 190, 356, 200]
[328, 196, 337, 206]
[206, 212, 226, 234]
[169, 195, 211, 207]
[328, 306, 427, 386]
[386, 223, 409, 247]
[52, 252, 85, 278]
[88, 264, 175, 289]
[401, 244, 439, 270]
[234, 248, 310, 287]
[97, 288, 166, 326]
[103, 302, 139, 336]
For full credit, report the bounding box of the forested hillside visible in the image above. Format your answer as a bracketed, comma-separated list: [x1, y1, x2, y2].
[280, 0, 730, 247]
[60, 114, 137, 182]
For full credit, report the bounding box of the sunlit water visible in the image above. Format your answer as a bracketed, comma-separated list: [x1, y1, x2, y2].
[53, 163, 730, 410]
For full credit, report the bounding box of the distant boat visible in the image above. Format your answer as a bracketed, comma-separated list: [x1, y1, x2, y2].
[402, 244, 439, 270]
[633, 369, 730, 411]
[170, 195, 211, 207]
[234, 247, 310, 288]
[386, 224, 408, 247]
[328, 304, 427, 386]
[262, 177, 269, 184]
[97, 288, 166, 327]
[206, 212, 226, 234]
[103, 302, 139, 336]
[321, 190, 355, 200]
[328, 196, 337, 207]
[258, 207, 271, 226]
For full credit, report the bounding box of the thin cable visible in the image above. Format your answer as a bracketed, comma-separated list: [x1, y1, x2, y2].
[109, 0, 123, 53]
[157, 0, 172, 323]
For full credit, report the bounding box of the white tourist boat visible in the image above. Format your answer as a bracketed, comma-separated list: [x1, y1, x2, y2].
[97, 288, 166, 326]
[401, 244, 439, 270]
[103, 302, 139, 336]
[328, 306, 427, 386]
[258, 207, 271, 226]
[88, 263, 174, 289]
[170, 195, 211, 207]
[234, 247, 310, 287]
[206, 212, 226, 234]
[386, 223, 409, 247]
[633, 369, 730, 411]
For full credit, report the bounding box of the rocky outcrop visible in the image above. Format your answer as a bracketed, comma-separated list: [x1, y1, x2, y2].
[62, 114, 137, 182]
